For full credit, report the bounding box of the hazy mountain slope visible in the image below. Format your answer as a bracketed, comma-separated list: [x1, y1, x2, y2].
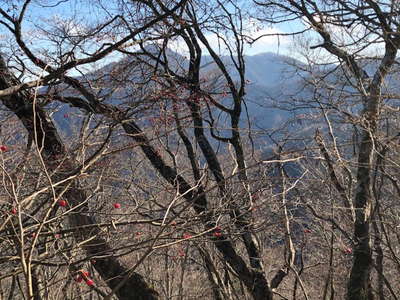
[49, 51, 316, 143]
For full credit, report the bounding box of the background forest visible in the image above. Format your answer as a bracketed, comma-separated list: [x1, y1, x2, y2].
[1, 1, 400, 300]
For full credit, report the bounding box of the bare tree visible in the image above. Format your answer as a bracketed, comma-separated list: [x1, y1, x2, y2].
[2, 0, 400, 299]
[254, 1, 400, 299]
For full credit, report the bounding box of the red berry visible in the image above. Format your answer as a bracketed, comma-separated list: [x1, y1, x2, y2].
[75, 275, 83, 283]
[213, 226, 223, 237]
[58, 200, 67, 207]
[85, 279, 94, 286]
[113, 203, 121, 209]
[11, 208, 17, 215]
[81, 271, 90, 278]
[183, 233, 192, 239]
[213, 232, 222, 237]
[344, 247, 353, 254]
[0, 145, 8, 152]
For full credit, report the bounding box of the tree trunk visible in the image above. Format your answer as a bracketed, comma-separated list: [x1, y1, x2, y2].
[347, 44, 397, 300]
[0, 54, 159, 300]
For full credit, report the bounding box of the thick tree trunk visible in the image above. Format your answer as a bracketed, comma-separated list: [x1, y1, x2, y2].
[122, 122, 273, 300]
[0, 55, 158, 300]
[346, 130, 373, 300]
[347, 44, 397, 300]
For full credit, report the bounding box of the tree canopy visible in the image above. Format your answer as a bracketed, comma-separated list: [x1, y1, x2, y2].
[1, 1, 400, 299]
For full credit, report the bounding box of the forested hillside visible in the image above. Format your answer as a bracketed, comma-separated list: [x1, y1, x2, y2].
[0, 1, 400, 300]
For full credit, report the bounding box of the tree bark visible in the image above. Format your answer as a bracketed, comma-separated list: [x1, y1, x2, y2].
[347, 43, 398, 300]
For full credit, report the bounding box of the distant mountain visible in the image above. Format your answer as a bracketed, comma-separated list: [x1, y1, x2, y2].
[48, 50, 326, 148]
[245, 52, 304, 87]
[42, 48, 400, 145]
[198, 52, 310, 130]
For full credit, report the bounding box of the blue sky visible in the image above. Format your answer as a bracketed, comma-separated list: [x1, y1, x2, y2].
[1, 0, 383, 66]
[0, 0, 334, 81]
[0, 0, 301, 56]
